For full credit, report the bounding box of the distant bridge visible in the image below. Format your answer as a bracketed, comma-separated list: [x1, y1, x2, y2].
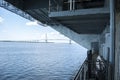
[1, 0, 120, 80]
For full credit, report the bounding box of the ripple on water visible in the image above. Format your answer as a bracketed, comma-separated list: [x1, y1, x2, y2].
[0, 42, 87, 80]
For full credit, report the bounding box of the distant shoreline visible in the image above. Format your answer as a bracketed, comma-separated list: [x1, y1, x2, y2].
[0, 40, 54, 43]
[0, 40, 72, 44]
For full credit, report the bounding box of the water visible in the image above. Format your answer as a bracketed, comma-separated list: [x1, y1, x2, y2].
[0, 42, 87, 80]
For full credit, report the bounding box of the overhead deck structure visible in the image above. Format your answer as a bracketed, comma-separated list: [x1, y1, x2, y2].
[0, 0, 120, 80]
[4, 0, 110, 34]
[2, 0, 110, 49]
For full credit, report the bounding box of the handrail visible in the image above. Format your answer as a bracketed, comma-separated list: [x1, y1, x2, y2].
[73, 59, 87, 80]
[73, 56, 108, 80]
[49, 0, 105, 12]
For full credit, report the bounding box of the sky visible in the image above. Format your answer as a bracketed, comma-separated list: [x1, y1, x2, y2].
[0, 7, 70, 41]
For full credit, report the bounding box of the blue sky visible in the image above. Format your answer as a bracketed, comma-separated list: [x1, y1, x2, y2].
[0, 7, 70, 41]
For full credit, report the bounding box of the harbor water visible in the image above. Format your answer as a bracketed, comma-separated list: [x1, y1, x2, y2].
[0, 42, 87, 80]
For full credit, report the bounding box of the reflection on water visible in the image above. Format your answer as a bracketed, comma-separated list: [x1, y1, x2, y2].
[0, 42, 87, 80]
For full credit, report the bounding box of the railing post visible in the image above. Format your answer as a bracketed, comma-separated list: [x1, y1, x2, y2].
[87, 50, 92, 79]
[70, 0, 73, 11]
[73, 0, 75, 10]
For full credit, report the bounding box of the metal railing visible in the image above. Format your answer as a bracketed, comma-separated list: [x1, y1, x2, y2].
[73, 60, 87, 80]
[49, 0, 105, 12]
[73, 58, 107, 80]
[49, 0, 61, 12]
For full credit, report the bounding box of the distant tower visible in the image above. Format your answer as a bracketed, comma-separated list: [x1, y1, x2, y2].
[45, 33, 48, 43]
[69, 39, 72, 44]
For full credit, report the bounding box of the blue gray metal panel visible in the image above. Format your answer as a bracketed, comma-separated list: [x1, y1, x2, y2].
[49, 8, 110, 17]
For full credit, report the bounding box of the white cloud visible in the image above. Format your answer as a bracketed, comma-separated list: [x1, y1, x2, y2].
[26, 20, 39, 26]
[2, 30, 7, 33]
[0, 16, 4, 23]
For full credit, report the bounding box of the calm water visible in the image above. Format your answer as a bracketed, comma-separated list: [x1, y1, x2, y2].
[0, 42, 87, 80]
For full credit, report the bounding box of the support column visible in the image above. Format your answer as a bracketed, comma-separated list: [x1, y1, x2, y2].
[115, 0, 120, 79]
[110, 0, 115, 80]
[115, 12, 120, 80]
